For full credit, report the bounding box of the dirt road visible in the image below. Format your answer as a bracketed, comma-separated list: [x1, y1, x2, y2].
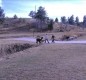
[3, 37, 86, 43]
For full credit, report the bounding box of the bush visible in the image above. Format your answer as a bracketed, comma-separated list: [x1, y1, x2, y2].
[61, 35, 70, 40]
[0, 43, 33, 57]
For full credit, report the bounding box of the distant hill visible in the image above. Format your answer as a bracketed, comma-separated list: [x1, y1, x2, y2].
[53, 22, 83, 32]
[0, 18, 84, 33]
[0, 18, 36, 33]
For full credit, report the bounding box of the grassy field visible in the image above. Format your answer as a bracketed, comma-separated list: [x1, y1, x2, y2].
[0, 43, 86, 80]
[0, 30, 86, 80]
[0, 30, 86, 57]
[0, 30, 86, 39]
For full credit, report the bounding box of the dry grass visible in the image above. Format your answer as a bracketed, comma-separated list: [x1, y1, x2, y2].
[0, 30, 85, 41]
[0, 43, 86, 80]
[0, 21, 86, 79]
[0, 31, 86, 80]
[0, 39, 37, 58]
[0, 43, 31, 56]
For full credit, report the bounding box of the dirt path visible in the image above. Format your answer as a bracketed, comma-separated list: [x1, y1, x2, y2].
[2, 37, 86, 43]
[0, 44, 86, 80]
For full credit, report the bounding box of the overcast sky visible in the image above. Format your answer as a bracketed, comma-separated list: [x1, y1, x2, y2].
[1, 0, 86, 21]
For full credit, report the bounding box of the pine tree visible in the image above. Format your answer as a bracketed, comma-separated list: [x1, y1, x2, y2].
[68, 15, 75, 25]
[83, 15, 86, 27]
[75, 16, 79, 26]
[14, 14, 18, 19]
[48, 19, 53, 30]
[55, 18, 58, 22]
[0, 7, 5, 24]
[61, 16, 66, 24]
[29, 11, 36, 18]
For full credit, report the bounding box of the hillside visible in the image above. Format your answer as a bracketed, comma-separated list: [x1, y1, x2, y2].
[0, 18, 84, 34]
[0, 18, 35, 33]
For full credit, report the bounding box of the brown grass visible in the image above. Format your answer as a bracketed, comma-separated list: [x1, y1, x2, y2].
[0, 31, 86, 79]
[0, 43, 86, 80]
[0, 39, 37, 58]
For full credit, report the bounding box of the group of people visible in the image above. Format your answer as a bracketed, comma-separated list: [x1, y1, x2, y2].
[36, 34, 55, 44]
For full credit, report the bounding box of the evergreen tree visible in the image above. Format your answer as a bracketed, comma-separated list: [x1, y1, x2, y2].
[75, 16, 79, 26]
[29, 6, 47, 31]
[83, 15, 86, 27]
[55, 18, 58, 22]
[35, 6, 47, 21]
[68, 15, 75, 25]
[61, 16, 66, 24]
[14, 14, 18, 19]
[29, 6, 47, 21]
[0, 7, 5, 23]
[29, 11, 36, 18]
[48, 19, 53, 30]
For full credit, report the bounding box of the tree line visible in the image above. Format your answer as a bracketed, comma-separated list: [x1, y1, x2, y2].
[29, 6, 86, 30]
[0, 6, 86, 30]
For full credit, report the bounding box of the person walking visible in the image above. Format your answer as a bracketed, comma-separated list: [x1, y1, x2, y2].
[44, 34, 49, 43]
[51, 34, 55, 43]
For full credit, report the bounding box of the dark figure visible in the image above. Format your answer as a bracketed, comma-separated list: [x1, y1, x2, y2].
[51, 35, 55, 43]
[61, 35, 69, 41]
[36, 36, 41, 44]
[66, 36, 70, 40]
[40, 37, 44, 43]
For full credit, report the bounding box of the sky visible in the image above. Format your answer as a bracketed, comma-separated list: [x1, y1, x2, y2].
[1, 0, 86, 21]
